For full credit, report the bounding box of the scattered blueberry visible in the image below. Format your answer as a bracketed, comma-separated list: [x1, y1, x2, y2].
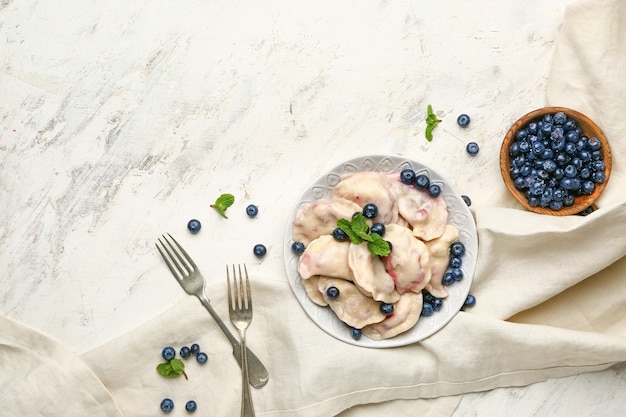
[380, 303, 394, 316]
[464, 294, 476, 308]
[179, 346, 191, 359]
[449, 256, 462, 269]
[400, 168, 416, 185]
[432, 298, 443, 312]
[291, 241, 305, 254]
[350, 327, 362, 340]
[578, 206, 595, 216]
[421, 303, 434, 317]
[245, 204, 259, 217]
[253, 244, 267, 257]
[190, 343, 200, 355]
[450, 241, 465, 257]
[442, 271, 455, 286]
[370, 222, 385, 237]
[362, 203, 378, 219]
[466, 142, 480, 156]
[185, 400, 197, 413]
[414, 174, 430, 190]
[196, 352, 208, 364]
[428, 184, 441, 197]
[162, 346, 176, 361]
[450, 268, 464, 281]
[457, 113, 471, 128]
[461, 195, 472, 206]
[326, 286, 340, 299]
[332, 227, 348, 242]
[160, 398, 174, 413]
[187, 219, 201, 234]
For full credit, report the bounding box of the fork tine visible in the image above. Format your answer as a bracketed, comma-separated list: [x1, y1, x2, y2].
[165, 233, 198, 271]
[156, 237, 183, 279]
[243, 264, 252, 311]
[227, 264, 233, 309]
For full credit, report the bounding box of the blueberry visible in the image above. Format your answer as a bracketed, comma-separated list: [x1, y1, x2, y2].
[162, 346, 176, 361]
[414, 174, 430, 190]
[370, 222, 385, 237]
[332, 227, 348, 242]
[187, 219, 201, 234]
[451, 268, 464, 281]
[400, 168, 416, 185]
[442, 271, 455, 286]
[291, 241, 305, 254]
[253, 244, 267, 257]
[180, 346, 191, 359]
[461, 195, 472, 206]
[450, 241, 465, 257]
[592, 170, 606, 183]
[586, 136, 602, 151]
[466, 142, 479, 155]
[160, 398, 174, 413]
[553, 111, 567, 125]
[350, 327, 362, 340]
[245, 204, 259, 217]
[380, 303, 394, 316]
[449, 257, 462, 269]
[421, 303, 434, 317]
[428, 184, 441, 197]
[196, 352, 208, 364]
[326, 286, 340, 299]
[185, 400, 197, 413]
[464, 294, 477, 308]
[591, 160, 605, 172]
[580, 180, 595, 194]
[578, 206, 595, 216]
[432, 298, 443, 312]
[549, 200, 564, 211]
[457, 113, 471, 128]
[190, 343, 200, 355]
[362, 203, 378, 219]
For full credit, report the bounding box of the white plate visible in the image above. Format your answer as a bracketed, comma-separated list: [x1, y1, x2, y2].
[283, 155, 478, 348]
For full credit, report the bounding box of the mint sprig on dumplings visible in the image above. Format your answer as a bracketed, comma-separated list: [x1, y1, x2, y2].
[337, 213, 391, 257]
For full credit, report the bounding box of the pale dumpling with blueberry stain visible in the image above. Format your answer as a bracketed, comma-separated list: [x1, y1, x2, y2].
[318, 276, 387, 329]
[298, 235, 352, 280]
[330, 171, 400, 224]
[424, 224, 459, 299]
[395, 179, 448, 241]
[362, 291, 423, 340]
[382, 223, 432, 294]
[348, 242, 400, 304]
[300, 275, 328, 307]
[292, 198, 362, 246]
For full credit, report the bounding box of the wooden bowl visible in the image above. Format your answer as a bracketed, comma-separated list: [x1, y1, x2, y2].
[500, 107, 612, 216]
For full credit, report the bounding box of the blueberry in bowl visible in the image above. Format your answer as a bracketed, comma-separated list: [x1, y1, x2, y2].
[500, 107, 611, 216]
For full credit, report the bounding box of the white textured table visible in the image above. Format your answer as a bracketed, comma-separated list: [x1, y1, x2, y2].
[1, 0, 625, 415]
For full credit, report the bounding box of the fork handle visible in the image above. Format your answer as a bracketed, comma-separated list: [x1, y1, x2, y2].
[197, 294, 269, 388]
[239, 335, 255, 417]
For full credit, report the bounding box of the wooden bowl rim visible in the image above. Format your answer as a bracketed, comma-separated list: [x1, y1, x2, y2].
[500, 106, 612, 216]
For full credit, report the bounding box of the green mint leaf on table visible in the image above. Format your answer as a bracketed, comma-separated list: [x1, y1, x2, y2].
[336, 214, 390, 256]
[211, 193, 235, 218]
[425, 104, 441, 142]
[157, 358, 188, 380]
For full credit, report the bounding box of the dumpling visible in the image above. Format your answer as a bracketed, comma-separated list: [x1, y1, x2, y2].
[318, 277, 386, 329]
[382, 224, 432, 294]
[362, 291, 423, 340]
[301, 275, 328, 306]
[298, 235, 352, 280]
[396, 182, 448, 241]
[330, 171, 399, 224]
[348, 242, 400, 304]
[292, 198, 362, 246]
[424, 225, 459, 299]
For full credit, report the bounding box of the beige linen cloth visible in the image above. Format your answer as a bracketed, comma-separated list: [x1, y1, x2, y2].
[2, 0, 626, 416]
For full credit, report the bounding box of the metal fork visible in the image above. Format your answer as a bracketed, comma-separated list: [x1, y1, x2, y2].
[155, 234, 269, 388]
[228, 264, 255, 417]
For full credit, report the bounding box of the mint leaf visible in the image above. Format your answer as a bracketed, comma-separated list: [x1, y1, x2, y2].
[368, 233, 391, 257]
[157, 358, 187, 379]
[211, 193, 235, 218]
[351, 214, 372, 241]
[337, 218, 362, 244]
[425, 104, 441, 142]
